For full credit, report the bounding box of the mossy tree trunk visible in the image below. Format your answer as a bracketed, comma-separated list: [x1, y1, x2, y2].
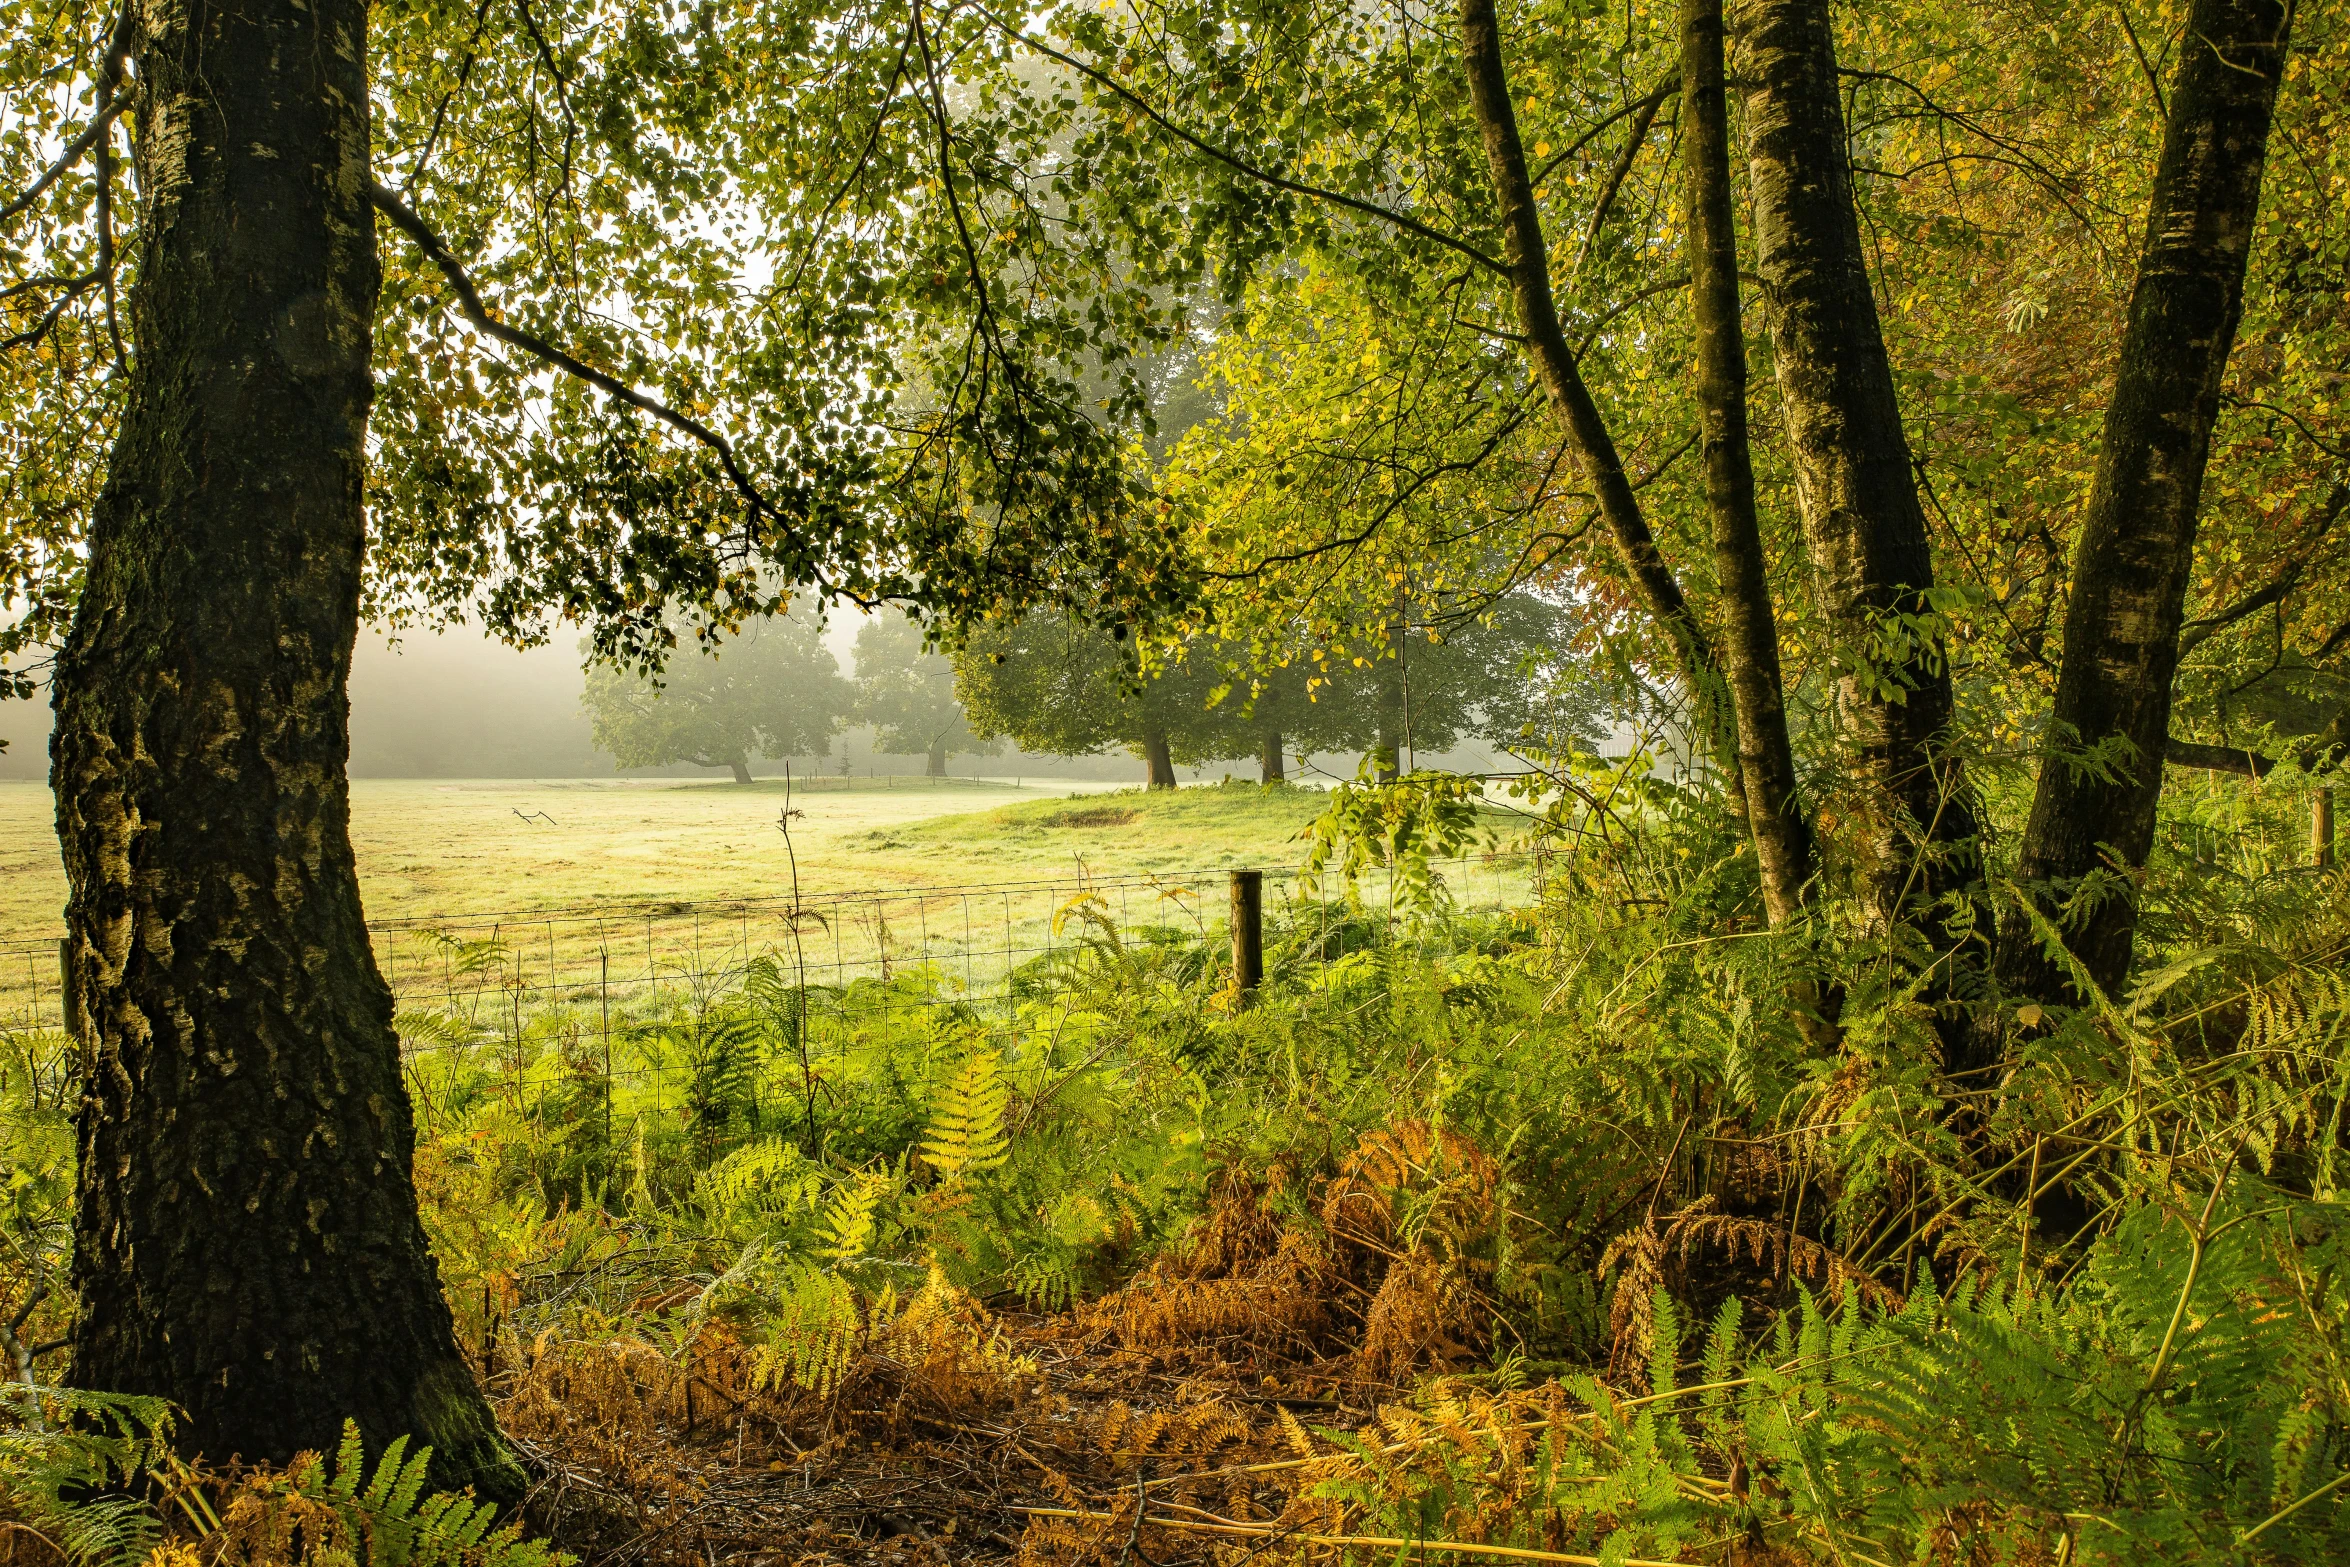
[1990, 0, 2291, 1017]
[49, 0, 518, 1501]
[1680, 0, 1815, 928]
[1740, 0, 1978, 927]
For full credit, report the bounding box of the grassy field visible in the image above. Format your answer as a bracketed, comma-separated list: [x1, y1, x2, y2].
[0, 775, 1345, 937]
[0, 776, 1416, 1028]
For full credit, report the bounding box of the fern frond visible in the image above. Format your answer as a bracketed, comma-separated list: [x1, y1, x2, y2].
[922, 1049, 1009, 1181]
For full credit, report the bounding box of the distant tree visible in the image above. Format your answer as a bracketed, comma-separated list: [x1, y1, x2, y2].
[957, 598, 1604, 789]
[583, 614, 852, 784]
[1269, 595, 1610, 780]
[853, 615, 999, 777]
[1161, 644, 1354, 783]
[955, 613, 1210, 788]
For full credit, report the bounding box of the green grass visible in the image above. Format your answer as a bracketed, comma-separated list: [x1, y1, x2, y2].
[0, 776, 1336, 940]
[0, 776, 1537, 1033]
[858, 778, 1334, 874]
[0, 776, 1365, 1027]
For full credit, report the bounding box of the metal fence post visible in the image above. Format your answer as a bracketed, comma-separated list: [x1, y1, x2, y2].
[1230, 869, 1263, 997]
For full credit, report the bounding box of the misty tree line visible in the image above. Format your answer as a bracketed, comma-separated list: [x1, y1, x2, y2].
[585, 595, 1615, 788]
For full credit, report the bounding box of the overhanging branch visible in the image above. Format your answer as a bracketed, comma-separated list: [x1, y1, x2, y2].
[974, 7, 1508, 281]
[367, 179, 800, 534]
[0, 88, 133, 228]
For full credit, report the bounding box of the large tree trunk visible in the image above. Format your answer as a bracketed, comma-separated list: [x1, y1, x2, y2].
[1681, 0, 1815, 927]
[927, 736, 948, 778]
[729, 756, 755, 785]
[1455, 0, 1740, 790]
[1259, 730, 1285, 784]
[1142, 722, 1177, 788]
[1989, 0, 2291, 1016]
[1740, 0, 1978, 926]
[50, 0, 518, 1499]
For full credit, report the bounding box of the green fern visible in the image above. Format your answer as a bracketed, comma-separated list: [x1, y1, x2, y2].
[744, 1263, 865, 1398]
[921, 1048, 1008, 1181]
[287, 1420, 568, 1567]
[0, 1386, 171, 1566]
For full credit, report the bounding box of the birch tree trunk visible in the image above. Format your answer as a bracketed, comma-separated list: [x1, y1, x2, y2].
[49, 0, 518, 1498]
[1990, 0, 2292, 1016]
[1681, 0, 1816, 926]
[1740, 0, 1978, 927]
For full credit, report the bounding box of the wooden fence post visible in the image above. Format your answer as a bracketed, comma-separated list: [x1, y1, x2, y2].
[1230, 870, 1264, 997]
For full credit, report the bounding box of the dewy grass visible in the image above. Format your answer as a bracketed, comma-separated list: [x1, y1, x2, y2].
[0, 775, 1333, 939]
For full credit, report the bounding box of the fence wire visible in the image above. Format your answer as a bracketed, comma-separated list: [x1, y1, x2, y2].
[0, 856, 1535, 1139]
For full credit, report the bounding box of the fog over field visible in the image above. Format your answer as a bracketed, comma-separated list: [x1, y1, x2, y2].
[0, 619, 1258, 783]
[1, 616, 1514, 785]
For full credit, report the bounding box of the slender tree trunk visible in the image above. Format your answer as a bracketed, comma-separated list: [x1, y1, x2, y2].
[1455, 0, 1740, 792]
[1374, 650, 1405, 784]
[927, 736, 948, 778]
[1991, 0, 2292, 1015]
[1739, 0, 1978, 926]
[2316, 789, 2335, 871]
[50, 0, 517, 1498]
[1260, 730, 1286, 784]
[1681, 0, 1815, 927]
[729, 757, 755, 785]
[1143, 722, 1177, 788]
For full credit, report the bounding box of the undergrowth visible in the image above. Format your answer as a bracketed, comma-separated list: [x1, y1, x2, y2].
[0, 753, 2346, 1563]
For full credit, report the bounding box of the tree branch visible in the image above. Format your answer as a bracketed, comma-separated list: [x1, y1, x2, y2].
[2167, 736, 2275, 776]
[1572, 85, 1671, 277]
[367, 180, 802, 532]
[2169, 723, 2349, 778]
[975, 7, 1508, 280]
[0, 88, 132, 228]
[2180, 484, 2348, 656]
[1530, 73, 1679, 192]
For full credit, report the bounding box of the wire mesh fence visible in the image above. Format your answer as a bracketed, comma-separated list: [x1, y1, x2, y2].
[0, 854, 1536, 1141]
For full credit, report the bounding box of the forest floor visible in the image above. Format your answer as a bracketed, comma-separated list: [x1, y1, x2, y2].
[488, 1146, 1571, 1567]
[505, 1309, 1392, 1567]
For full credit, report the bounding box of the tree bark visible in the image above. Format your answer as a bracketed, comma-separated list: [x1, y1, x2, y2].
[1374, 646, 1405, 784]
[1455, 0, 1739, 787]
[729, 756, 755, 785]
[1739, 0, 1978, 926]
[49, 0, 518, 1499]
[2316, 789, 2335, 871]
[1681, 0, 1815, 927]
[1992, 0, 2293, 1011]
[1143, 722, 1177, 788]
[1259, 730, 1286, 784]
[927, 736, 949, 778]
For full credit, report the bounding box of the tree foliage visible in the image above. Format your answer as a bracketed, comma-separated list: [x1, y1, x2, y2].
[850, 614, 997, 775]
[582, 612, 851, 780]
